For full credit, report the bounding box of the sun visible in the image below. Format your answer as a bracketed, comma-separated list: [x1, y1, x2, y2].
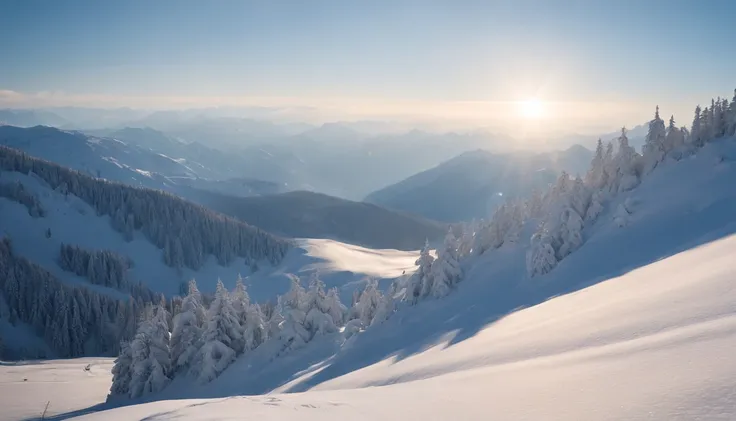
[517, 98, 545, 119]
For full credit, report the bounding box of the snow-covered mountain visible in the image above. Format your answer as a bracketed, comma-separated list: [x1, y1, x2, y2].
[0, 125, 283, 198]
[366, 145, 593, 222]
[4, 133, 736, 421]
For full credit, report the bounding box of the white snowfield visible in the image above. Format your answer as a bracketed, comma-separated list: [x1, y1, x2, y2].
[59, 233, 736, 420]
[0, 358, 113, 421]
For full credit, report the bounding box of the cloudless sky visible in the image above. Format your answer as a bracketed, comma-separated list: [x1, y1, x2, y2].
[1, 0, 734, 131]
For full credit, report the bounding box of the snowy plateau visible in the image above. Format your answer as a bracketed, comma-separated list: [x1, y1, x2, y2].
[1, 125, 735, 420]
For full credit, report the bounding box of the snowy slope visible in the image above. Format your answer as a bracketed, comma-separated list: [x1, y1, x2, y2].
[0, 168, 417, 301]
[17, 136, 735, 421]
[14, 233, 735, 421]
[0, 358, 113, 421]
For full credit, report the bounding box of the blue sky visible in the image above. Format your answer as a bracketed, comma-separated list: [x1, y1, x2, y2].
[1, 0, 734, 131]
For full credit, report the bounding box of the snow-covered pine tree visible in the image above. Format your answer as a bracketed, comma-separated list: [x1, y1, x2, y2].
[556, 207, 584, 259]
[728, 90, 736, 136]
[190, 280, 242, 383]
[526, 228, 558, 278]
[430, 230, 462, 298]
[108, 341, 133, 399]
[261, 300, 284, 340]
[324, 287, 347, 327]
[568, 176, 591, 218]
[665, 115, 685, 155]
[584, 190, 604, 224]
[585, 139, 606, 189]
[643, 106, 667, 173]
[691, 105, 704, 146]
[354, 279, 383, 326]
[170, 280, 205, 373]
[128, 305, 172, 398]
[231, 274, 250, 318]
[230, 274, 250, 353]
[405, 240, 434, 303]
[701, 106, 712, 143]
[230, 273, 266, 352]
[242, 301, 266, 351]
[303, 273, 339, 337]
[602, 141, 616, 191]
[370, 290, 395, 326]
[278, 276, 310, 352]
[457, 221, 476, 258]
[714, 97, 727, 137]
[613, 127, 640, 192]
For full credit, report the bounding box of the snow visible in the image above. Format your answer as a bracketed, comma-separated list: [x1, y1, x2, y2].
[42, 138, 736, 420]
[2, 136, 735, 419]
[23, 233, 736, 420]
[0, 168, 418, 303]
[0, 358, 113, 421]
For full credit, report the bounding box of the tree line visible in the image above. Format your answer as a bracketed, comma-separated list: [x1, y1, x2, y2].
[109, 273, 395, 400]
[0, 146, 292, 272]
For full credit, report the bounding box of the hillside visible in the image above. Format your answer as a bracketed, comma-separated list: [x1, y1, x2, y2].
[191, 190, 447, 251]
[33, 234, 736, 421]
[366, 145, 593, 222]
[0, 146, 422, 360]
[0, 145, 296, 359]
[6, 115, 735, 420]
[6, 134, 736, 418]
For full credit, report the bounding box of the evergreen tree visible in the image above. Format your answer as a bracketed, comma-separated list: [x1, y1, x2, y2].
[643, 106, 667, 173]
[526, 229, 558, 278]
[191, 280, 241, 383]
[613, 127, 640, 192]
[665, 115, 685, 153]
[242, 301, 266, 352]
[602, 141, 616, 191]
[324, 287, 347, 327]
[371, 291, 395, 326]
[261, 300, 283, 340]
[556, 208, 584, 259]
[405, 240, 434, 303]
[128, 305, 172, 398]
[278, 277, 310, 352]
[353, 280, 383, 326]
[170, 280, 205, 373]
[303, 273, 339, 337]
[584, 190, 604, 224]
[585, 139, 606, 189]
[691, 105, 704, 146]
[430, 230, 463, 298]
[108, 341, 133, 399]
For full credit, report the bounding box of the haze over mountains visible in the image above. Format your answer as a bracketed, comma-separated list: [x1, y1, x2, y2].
[366, 145, 594, 222]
